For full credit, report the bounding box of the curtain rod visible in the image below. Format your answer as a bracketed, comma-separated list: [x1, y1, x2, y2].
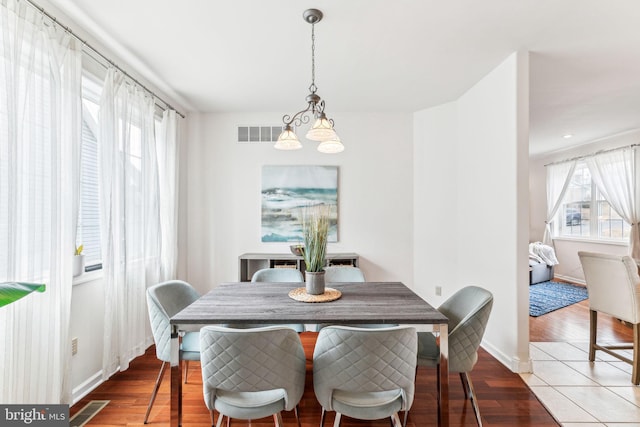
[22, 0, 186, 119]
[544, 143, 640, 167]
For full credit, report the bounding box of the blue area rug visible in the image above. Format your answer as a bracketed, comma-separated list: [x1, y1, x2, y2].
[529, 281, 588, 317]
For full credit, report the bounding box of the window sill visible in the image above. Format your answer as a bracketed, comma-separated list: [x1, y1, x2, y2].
[73, 269, 103, 286]
[553, 236, 629, 247]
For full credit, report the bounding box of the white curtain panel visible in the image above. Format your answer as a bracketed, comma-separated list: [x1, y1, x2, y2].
[586, 148, 640, 259]
[99, 68, 162, 377]
[0, 0, 81, 403]
[157, 110, 180, 281]
[544, 160, 577, 245]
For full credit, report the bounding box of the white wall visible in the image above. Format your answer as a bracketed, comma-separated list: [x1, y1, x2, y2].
[69, 275, 105, 401]
[184, 112, 414, 294]
[529, 129, 640, 283]
[414, 51, 531, 372]
[413, 101, 459, 298]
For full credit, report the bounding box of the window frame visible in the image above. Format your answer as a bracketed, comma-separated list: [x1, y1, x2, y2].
[77, 71, 103, 274]
[554, 161, 630, 244]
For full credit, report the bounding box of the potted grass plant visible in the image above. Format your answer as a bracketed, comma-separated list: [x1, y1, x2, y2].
[302, 204, 330, 295]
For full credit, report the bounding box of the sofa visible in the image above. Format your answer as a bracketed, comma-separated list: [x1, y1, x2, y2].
[530, 260, 554, 285]
[529, 242, 558, 285]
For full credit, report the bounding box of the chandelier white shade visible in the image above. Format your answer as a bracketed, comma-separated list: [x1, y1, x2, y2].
[274, 126, 302, 150]
[317, 136, 345, 154]
[306, 115, 337, 141]
[275, 9, 344, 153]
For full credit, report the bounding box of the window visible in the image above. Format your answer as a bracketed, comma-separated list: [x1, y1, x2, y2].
[77, 74, 103, 270]
[558, 162, 630, 241]
[77, 74, 164, 272]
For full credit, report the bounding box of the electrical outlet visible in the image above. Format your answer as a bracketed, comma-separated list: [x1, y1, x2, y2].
[72, 337, 78, 355]
[435, 286, 442, 296]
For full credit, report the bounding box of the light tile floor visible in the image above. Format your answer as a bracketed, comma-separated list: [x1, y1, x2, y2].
[520, 342, 640, 426]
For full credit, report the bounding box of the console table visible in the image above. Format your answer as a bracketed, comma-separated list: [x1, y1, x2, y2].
[238, 252, 359, 281]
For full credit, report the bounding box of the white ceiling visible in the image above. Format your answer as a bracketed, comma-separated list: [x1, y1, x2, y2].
[46, 0, 640, 156]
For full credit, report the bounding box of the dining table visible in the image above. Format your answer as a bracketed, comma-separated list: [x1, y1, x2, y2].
[169, 281, 449, 426]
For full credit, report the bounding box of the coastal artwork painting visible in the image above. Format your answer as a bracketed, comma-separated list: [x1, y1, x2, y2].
[261, 165, 338, 242]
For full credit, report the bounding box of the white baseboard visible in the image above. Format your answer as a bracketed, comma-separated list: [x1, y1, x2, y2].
[481, 340, 532, 373]
[72, 371, 104, 405]
[553, 273, 585, 286]
[72, 341, 155, 405]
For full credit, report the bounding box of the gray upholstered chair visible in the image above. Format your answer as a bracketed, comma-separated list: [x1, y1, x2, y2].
[145, 280, 201, 424]
[578, 251, 640, 384]
[313, 326, 417, 427]
[316, 267, 395, 331]
[323, 266, 366, 282]
[227, 268, 305, 332]
[252, 267, 304, 283]
[199, 325, 306, 427]
[416, 285, 493, 427]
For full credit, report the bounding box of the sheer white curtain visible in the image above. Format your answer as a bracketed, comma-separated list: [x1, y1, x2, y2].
[586, 147, 640, 259]
[157, 110, 180, 280]
[99, 68, 162, 377]
[543, 161, 577, 245]
[0, 0, 81, 403]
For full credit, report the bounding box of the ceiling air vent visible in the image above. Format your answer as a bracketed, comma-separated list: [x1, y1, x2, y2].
[237, 125, 284, 143]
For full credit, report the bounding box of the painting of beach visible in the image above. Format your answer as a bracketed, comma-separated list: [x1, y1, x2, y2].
[261, 165, 338, 242]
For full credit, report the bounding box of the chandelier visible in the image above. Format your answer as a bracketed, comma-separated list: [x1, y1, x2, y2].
[275, 9, 344, 153]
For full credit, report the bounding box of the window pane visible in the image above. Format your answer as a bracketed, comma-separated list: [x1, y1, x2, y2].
[78, 78, 102, 269]
[560, 164, 591, 237]
[597, 192, 630, 239]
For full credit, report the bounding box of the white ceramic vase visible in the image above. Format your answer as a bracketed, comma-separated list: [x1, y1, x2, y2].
[73, 254, 85, 277]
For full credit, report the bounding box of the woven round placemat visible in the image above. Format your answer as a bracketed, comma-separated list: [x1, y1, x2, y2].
[288, 287, 342, 303]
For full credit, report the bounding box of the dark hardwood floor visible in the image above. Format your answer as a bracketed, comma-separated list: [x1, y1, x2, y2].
[529, 285, 634, 343]
[72, 333, 559, 426]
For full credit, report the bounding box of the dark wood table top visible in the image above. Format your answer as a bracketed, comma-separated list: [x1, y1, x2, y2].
[171, 281, 448, 326]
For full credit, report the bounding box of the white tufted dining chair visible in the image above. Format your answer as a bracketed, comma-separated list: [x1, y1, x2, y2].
[578, 251, 640, 384]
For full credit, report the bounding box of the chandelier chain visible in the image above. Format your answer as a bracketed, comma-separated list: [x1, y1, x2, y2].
[309, 23, 317, 94]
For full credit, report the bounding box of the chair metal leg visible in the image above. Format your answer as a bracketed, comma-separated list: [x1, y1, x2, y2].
[390, 413, 402, 427]
[589, 310, 597, 361]
[633, 323, 640, 385]
[215, 413, 224, 427]
[402, 410, 409, 427]
[294, 405, 301, 427]
[332, 412, 342, 427]
[320, 408, 326, 427]
[273, 412, 284, 427]
[462, 372, 483, 427]
[459, 372, 470, 400]
[144, 361, 166, 424]
[209, 410, 215, 427]
[436, 363, 442, 413]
